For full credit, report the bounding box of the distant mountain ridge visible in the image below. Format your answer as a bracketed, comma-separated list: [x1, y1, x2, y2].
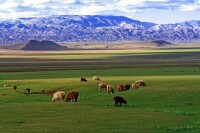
[0, 15, 200, 44]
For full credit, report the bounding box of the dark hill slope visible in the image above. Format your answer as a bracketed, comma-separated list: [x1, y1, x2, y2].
[150, 40, 172, 46]
[21, 40, 69, 51]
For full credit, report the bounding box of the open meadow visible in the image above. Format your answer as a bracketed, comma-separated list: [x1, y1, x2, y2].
[0, 48, 200, 133]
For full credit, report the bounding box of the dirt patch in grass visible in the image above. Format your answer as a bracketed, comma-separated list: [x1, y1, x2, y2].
[23, 88, 65, 95]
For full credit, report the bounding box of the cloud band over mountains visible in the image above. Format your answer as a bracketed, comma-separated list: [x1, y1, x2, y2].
[0, 0, 199, 20]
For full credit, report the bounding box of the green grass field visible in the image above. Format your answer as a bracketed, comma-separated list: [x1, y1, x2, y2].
[0, 48, 200, 133]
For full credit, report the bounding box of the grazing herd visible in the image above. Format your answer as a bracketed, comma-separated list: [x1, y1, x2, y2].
[2, 75, 146, 107]
[51, 76, 147, 106]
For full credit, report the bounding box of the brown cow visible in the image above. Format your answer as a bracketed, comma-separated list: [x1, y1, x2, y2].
[113, 96, 127, 106]
[80, 77, 87, 82]
[66, 91, 79, 102]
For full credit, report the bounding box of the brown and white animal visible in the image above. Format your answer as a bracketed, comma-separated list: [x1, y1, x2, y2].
[26, 88, 31, 93]
[93, 76, 101, 81]
[134, 80, 147, 86]
[98, 83, 108, 91]
[132, 80, 147, 89]
[117, 85, 126, 92]
[113, 96, 127, 106]
[106, 85, 114, 94]
[3, 84, 10, 88]
[66, 91, 79, 102]
[51, 91, 65, 102]
[132, 82, 140, 89]
[80, 77, 87, 82]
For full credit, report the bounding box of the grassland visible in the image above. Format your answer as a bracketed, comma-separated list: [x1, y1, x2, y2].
[0, 48, 200, 133]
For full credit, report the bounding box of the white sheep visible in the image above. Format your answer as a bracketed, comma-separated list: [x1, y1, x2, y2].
[93, 76, 101, 81]
[134, 80, 147, 87]
[51, 91, 65, 102]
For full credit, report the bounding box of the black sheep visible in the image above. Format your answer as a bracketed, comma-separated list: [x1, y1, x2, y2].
[113, 96, 127, 106]
[125, 84, 131, 90]
[80, 77, 87, 82]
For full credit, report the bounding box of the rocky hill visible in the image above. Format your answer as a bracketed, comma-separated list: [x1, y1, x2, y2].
[0, 15, 199, 44]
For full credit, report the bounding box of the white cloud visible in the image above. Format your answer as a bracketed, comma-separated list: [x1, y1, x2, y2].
[22, 0, 51, 6]
[116, 6, 140, 13]
[62, 0, 76, 4]
[0, 0, 19, 10]
[117, 0, 169, 6]
[79, 4, 107, 15]
[50, 5, 60, 9]
[0, 0, 199, 23]
[180, 4, 200, 11]
[180, 0, 200, 11]
[81, 0, 93, 4]
[0, 11, 40, 19]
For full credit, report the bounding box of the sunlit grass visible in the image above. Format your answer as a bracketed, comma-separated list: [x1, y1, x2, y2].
[0, 48, 200, 132]
[1, 48, 200, 59]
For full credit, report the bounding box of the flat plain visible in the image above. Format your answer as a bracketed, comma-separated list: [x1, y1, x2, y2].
[0, 47, 200, 133]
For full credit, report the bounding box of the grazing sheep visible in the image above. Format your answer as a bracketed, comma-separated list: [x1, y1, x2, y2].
[106, 85, 114, 94]
[134, 80, 147, 86]
[132, 82, 140, 89]
[93, 76, 101, 81]
[113, 96, 127, 106]
[66, 91, 79, 102]
[80, 77, 87, 82]
[117, 85, 126, 92]
[125, 84, 131, 90]
[98, 83, 108, 91]
[3, 84, 10, 88]
[51, 91, 65, 102]
[26, 88, 31, 93]
[132, 80, 147, 89]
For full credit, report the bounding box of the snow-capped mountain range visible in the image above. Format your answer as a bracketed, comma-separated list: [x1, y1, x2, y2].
[0, 15, 200, 45]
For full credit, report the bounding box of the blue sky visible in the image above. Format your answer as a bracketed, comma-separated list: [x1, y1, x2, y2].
[0, 0, 200, 24]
